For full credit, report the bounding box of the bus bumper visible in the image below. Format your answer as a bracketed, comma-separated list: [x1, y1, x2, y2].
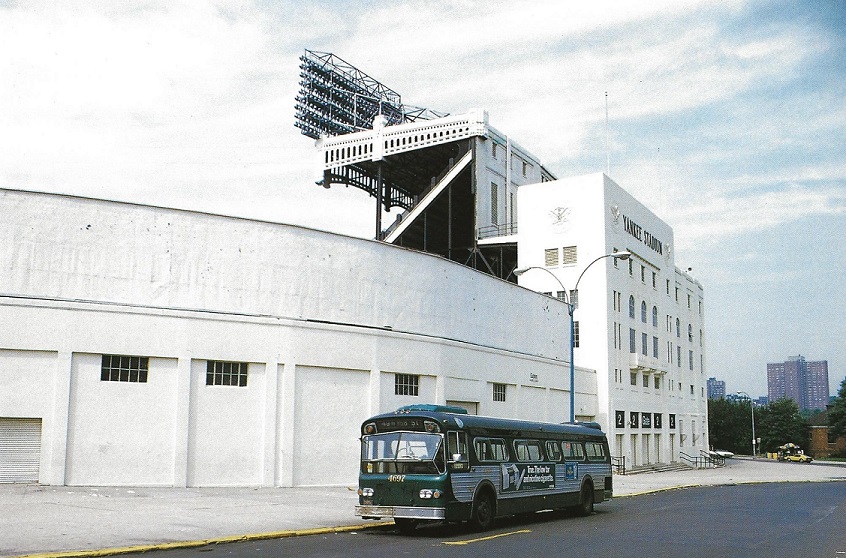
[355, 505, 446, 520]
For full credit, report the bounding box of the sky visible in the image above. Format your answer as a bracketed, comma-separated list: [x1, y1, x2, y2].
[2, 0, 845, 399]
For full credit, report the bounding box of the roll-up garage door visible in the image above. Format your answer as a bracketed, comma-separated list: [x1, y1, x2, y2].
[0, 418, 42, 483]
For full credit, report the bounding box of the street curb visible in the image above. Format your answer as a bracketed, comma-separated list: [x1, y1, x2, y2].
[614, 477, 846, 498]
[14, 521, 394, 558]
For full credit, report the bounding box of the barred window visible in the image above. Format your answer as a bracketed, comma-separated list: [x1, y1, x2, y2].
[394, 373, 419, 396]
[492, 383, 506, 402]
[206, 360, 248, 387]
[562, 245, 577, 265]
[573, 321, 580, 348]
[544, 248, 559, 267]
[101, 355, 148, 383]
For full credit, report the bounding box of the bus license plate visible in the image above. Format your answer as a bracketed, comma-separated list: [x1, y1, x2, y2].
[357, 505, 394, 517]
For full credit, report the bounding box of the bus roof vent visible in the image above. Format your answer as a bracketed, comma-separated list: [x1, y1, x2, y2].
[397, 404, 468, 414]
[566, 421, 603, 430]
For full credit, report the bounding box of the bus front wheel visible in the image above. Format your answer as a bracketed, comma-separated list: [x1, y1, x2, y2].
[394, 518, 418, 534]
[470, 490, 496, 531]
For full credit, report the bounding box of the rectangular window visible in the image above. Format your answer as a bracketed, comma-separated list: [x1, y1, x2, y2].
[573, 321, 580, 348]
[492, 142, 498, 158]
[522, 160, 528, 177]
[509, 192, 515, 225]
[689, 350, 694, 371]
[101, 355, 148, 383]
[562, 245, 577, 265]
[206, 360, 248, 387]
[642, 374, 649, 388]
[654, 376, 661, 389]
[545, 441, 562, 462]
[474, 437, 509, 462]
[490, 183, 499, 225]
[544, 248, 559, 267]
[570, 289, 579, 309]
[586, 441, 607, 462]
[653, 336, 659, 358]
[514, 439, 544, 462]
[630, 372, 637, 386]
[641, 332, 648, 355]
[641, 265, 645, 282]
[492, 383, 506, 402]
[394, 373, 419, 396]
[563, 441, 585, 461]
[652, 271, 657, 289]
[677, 346, 682, 367]
[629, 328, 636, 353]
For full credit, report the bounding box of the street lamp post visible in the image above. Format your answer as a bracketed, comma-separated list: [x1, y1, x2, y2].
[737, 391, 757, 458]
[514, 250, 631, 423]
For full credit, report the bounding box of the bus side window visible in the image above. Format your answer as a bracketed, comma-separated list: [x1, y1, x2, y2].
[585, 441, 607, 462]
[474, 438, 509, 462]
[514, 439, 544, 462]
[546, 441, 562, 462]
[563, 441, 585, 461]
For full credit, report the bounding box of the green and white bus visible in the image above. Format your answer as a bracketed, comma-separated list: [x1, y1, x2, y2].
[355, 404, 613, 532]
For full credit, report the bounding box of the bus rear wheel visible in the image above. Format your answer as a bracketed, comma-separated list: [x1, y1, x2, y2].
[578, 483, 595, 516]
[470, 491, 496, 531]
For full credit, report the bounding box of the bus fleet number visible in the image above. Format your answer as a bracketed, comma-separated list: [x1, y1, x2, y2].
[388, 474, 406, 482]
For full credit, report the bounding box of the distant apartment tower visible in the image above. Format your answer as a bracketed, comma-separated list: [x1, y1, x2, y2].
[767, 355, 829, 412]
[707, 377, 726, 399]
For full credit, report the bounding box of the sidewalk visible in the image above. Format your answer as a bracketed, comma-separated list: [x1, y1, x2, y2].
[2, 458, 844, 558]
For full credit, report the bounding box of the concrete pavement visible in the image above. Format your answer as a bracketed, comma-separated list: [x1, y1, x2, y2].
[2, 458, 845, 558]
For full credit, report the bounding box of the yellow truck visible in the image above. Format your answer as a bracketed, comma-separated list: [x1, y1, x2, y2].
[777, 443, 813, 463]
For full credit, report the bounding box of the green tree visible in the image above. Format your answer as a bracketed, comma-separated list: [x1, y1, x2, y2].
[707, 398, 751, 454]
[757, 398, 808, 454]
[828, 378, 846, 441]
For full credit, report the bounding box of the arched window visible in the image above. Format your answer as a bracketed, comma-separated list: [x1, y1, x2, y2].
[640, 301, 647, 323]
[629, 296, 635, 319]
[652, 306, 658, 327]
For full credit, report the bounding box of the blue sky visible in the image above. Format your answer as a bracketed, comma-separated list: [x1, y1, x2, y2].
[2, 0, 844, 399]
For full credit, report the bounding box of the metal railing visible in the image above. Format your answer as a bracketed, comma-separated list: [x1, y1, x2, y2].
[679, 451, 726, 469]
[611, 455, 626, 475]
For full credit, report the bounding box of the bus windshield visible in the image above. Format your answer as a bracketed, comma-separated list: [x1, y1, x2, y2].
[362, 432, 444, 474]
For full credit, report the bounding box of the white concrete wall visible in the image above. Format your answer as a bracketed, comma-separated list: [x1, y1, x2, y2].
[0, 188, 596, 487]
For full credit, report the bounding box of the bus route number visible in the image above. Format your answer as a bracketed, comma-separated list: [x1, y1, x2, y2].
[388, 475, 406, 483]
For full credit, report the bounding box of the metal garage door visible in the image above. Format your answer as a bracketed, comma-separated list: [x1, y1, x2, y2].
[0, 418, 42, 483]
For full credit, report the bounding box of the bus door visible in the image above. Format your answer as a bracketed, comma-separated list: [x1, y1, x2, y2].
[446, 430, 469, 471]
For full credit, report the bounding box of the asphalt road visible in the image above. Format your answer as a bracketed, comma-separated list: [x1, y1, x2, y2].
[148, 482, 846, 558]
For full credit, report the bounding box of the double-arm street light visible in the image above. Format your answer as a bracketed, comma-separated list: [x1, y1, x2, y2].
[737, 391, 757, 458]
[515, 250, 632, 423]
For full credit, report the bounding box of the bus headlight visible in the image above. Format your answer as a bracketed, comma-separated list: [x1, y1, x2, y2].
[419, 489, 442, 499]
[358, 488, 374, 497]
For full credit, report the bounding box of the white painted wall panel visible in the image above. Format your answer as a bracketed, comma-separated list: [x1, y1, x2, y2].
[188, 362, 265, 487]
[292, 366, 369, 486]
[65, 355, 178, 485]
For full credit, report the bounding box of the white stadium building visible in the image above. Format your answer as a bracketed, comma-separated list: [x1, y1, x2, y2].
[1, 53, 707, 486]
